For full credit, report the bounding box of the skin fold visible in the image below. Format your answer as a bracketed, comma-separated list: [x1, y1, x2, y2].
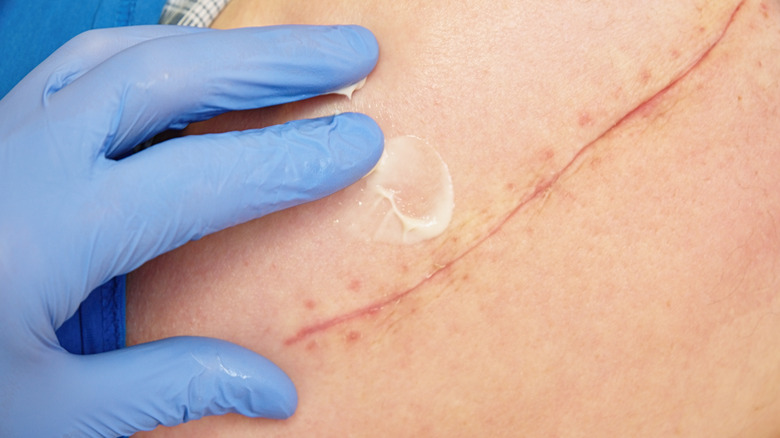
[128, 0, 780, 436]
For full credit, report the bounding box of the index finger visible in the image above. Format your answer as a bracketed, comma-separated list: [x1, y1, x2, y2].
[47, 25, 379, 159]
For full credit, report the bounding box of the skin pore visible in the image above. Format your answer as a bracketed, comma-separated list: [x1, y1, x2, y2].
[128, 0, 780, 436]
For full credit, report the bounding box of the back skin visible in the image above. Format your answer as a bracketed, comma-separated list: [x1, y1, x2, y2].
[129, 0, 780, 436]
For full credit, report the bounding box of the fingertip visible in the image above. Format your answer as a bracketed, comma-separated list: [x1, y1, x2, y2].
[246, 112, 384, 213]
[333, 112, 385, 172]
[176, 336, 298, 420]
[235, 347, 298, 420]
[339, 25, 380, 70]
[264, 372, 298, 420]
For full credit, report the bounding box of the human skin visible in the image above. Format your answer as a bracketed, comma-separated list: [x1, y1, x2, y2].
[127, 0, 780, 436]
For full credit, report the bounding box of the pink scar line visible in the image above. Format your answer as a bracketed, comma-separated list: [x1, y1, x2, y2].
[283, 1, 745, 346]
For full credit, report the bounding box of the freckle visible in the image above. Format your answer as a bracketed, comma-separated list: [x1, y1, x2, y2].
[698, 26, 706, 33]
[348, 278, 362, 292]
[304, 299, 317, 310]
[505, 182, 516, 191]
[346, 330, 361, 343]
[462, 273, 470, 282]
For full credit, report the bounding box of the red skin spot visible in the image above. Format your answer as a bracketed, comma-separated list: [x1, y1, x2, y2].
[348, 278, 362, 293]
[578, 112, 593, 127]
[346, 331, 361, 343]
[306, 341, 317, 351]
[304, 299, 317, 310]
[760, 2, 769, 18]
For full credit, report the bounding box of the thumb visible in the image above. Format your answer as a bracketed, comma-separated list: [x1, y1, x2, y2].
[69, 337, 297, 437]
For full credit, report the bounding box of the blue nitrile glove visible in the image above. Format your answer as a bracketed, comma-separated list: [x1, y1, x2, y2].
[0, 24, 383, 437]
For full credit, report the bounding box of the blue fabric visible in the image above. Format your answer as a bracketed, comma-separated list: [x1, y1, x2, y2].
[56, 276, 127, 355]
[0, 0, 166, 354]
[0, 0, 168, 98]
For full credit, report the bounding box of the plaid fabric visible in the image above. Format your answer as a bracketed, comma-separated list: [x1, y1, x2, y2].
[160, 0, 231, 27]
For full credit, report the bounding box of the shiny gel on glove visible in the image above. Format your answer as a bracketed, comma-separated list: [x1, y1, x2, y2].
[0, 25, 383, 437]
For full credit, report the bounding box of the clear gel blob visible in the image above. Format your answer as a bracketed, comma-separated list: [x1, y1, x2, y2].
[341, 135, 454, 245]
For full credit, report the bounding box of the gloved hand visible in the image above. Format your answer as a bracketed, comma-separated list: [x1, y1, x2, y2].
[0, 24, 383, 437]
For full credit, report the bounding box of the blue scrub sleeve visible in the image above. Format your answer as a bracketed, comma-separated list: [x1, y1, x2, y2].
[0, 0, 167, 353]
[56, 276, 127, 354]
[0, 0, 168, 98]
